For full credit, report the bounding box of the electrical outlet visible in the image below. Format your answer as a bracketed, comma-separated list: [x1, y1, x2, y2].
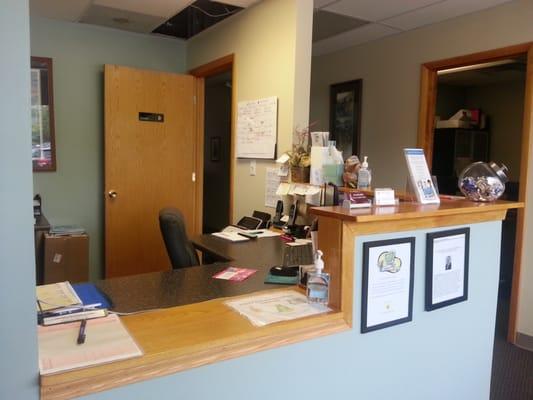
[250, 160, 256, 176]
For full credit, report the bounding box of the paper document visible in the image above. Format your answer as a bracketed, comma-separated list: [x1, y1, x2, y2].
[225, 290, 330, 327]
[212, 231, 250, 242]
[265, 167, 282, 208]
[215, 228, 281, 240]
[36, 281, 82, 312]
[38, 314, 143, 375]
[236, 97, 278, 159]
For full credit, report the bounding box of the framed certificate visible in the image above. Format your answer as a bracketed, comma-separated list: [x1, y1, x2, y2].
[361, 237, 415, 333]
[425, 228, 470, 311]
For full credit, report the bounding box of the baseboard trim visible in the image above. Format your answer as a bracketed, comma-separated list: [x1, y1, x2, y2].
[515, 332, 533, 352]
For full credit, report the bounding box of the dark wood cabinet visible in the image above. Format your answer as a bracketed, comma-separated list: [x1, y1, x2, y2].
[432, 128, 490, 194]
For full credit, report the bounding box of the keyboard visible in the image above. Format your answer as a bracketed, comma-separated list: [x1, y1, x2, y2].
[282, 243, 314, 266]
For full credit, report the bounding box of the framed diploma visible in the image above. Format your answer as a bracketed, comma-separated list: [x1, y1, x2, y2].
[425, 228, 470, 311]
[361, 237, 415, 333]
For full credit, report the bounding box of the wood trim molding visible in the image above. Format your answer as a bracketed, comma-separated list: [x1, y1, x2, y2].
[189, 54, 234, 78]
[416, 43, 533, 345]
[189, 54, 235, 224]
[194, 79, 205, 235]
[423, 43, 532, 70]
[417, 65, 437, 168]
[508, 45, 533, 342]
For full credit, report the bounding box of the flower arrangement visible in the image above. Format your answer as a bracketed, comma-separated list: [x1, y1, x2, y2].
[287, 123, 314, 168]
[284, 123, 316, 183]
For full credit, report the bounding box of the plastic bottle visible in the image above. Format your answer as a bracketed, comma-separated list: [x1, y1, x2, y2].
[357, 156, 371, 189]
[306, 250, 330, 305]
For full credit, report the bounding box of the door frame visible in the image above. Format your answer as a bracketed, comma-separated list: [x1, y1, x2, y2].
[417, 42, 533, 343]
[190, 54, 235, 232]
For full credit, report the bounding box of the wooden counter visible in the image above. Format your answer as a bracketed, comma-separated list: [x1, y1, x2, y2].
[40, 199, 522, 399]
[310, 199, 522, 323]
[40, 289, 346, 400]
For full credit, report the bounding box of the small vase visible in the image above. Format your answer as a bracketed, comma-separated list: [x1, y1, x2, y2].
[291, 166, 310, 183]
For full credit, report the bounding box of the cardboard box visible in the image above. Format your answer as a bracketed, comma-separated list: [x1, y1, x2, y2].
[44, 234, 89, 284]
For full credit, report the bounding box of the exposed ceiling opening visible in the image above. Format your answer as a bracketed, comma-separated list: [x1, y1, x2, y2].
[153, 0, 243, 40]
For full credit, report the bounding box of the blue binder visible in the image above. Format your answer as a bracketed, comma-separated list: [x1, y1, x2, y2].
[71, 283, 112, 309]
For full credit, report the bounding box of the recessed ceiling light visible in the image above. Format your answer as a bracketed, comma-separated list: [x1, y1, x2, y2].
[112, 17, 129, 24]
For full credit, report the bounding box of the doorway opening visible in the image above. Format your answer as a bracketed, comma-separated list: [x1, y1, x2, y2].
[202, 70, 233, 233]
[190, 54, 235, 234]
[433, 57, 525, 301]
[418, 44, 533, 344]
[418, 44, 533, 397]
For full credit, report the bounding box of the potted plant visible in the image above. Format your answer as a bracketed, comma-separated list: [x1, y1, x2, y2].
[287, 124, 312, 183]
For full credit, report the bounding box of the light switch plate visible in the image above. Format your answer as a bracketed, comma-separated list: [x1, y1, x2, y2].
[250, 160, 256, 176]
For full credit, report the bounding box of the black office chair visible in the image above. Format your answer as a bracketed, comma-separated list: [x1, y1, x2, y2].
[159, 208, 200, 269]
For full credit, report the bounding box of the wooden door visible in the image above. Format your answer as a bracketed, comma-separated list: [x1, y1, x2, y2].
[105, 65, 197, 278]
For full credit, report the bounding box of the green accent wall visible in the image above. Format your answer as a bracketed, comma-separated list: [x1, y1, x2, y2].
[0, 1, 38, 399]
[30, 16, 187, 280]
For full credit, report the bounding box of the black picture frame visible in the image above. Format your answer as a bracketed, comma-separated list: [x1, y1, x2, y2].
[329, 79, 362, 160]
[425, 228, 470, 311]
[361, 237, 415, 333]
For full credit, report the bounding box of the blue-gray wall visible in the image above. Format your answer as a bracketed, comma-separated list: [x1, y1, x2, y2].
[0, 1, 39, 399]
[30, 16, 187, 280]
[79, 221, 500, 400]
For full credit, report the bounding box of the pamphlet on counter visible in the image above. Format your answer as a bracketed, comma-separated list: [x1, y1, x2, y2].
[225, 290, 330, 326]
[404, 148, 440, 204]
[213, 267, 257, 282]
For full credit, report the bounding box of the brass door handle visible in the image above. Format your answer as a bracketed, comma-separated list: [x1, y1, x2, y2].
[108, 190, 118, 199]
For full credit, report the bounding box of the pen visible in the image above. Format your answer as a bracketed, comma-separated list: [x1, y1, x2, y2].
[77, 319, 87, 345]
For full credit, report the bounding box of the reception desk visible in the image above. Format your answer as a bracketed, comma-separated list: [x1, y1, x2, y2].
[40, 199, 521, 400]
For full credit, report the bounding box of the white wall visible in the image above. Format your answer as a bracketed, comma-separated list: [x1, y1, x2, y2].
[310, 0, 533, 337]
[187, 0, 313, 220]
[465, 82, 525, 181]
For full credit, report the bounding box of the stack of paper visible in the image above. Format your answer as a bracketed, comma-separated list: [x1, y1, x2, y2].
[38, 314, 143, 375]
[36, 281, 108, 326]
[50, 225, 86, 235]
[225, 290, 330, 327]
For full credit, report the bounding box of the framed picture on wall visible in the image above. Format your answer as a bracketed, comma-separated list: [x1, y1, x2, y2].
[425, 228, 470, 311]
[329, 79, 362, 160]
[361, 237, 415, 333]
[31, 56, 56, 172]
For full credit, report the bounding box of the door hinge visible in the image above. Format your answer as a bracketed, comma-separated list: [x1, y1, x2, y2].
[192, 172, 196, 182]
[193, 95, 197, 105]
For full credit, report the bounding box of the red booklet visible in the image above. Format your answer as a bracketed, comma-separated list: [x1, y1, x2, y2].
[213, 267, 257, 282]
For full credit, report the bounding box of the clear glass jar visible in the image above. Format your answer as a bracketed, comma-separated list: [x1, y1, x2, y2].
[458, 161, 508, 202]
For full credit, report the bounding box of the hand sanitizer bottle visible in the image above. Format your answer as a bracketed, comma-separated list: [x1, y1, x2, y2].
[306, 250, 330, 305]
[357, 156, 371, 189]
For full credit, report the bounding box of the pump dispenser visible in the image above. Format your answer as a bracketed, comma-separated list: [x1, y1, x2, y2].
[306, 250, 330, 305]
[357, 156, 371, 189]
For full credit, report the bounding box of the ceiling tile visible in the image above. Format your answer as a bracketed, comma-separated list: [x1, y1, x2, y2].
[382, 0, 514, 30]
[313, 23, 400, 56]
[314, 0, 340, 8]
[94, 0, 191, 19]
[29, 0, 91, 22]
[313, 10, 369, 42]
[80, 4, 166, 33]
[324, 0, 443, 21]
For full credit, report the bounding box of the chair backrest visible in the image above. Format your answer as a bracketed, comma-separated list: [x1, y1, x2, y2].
[159, 208, 199, 269]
